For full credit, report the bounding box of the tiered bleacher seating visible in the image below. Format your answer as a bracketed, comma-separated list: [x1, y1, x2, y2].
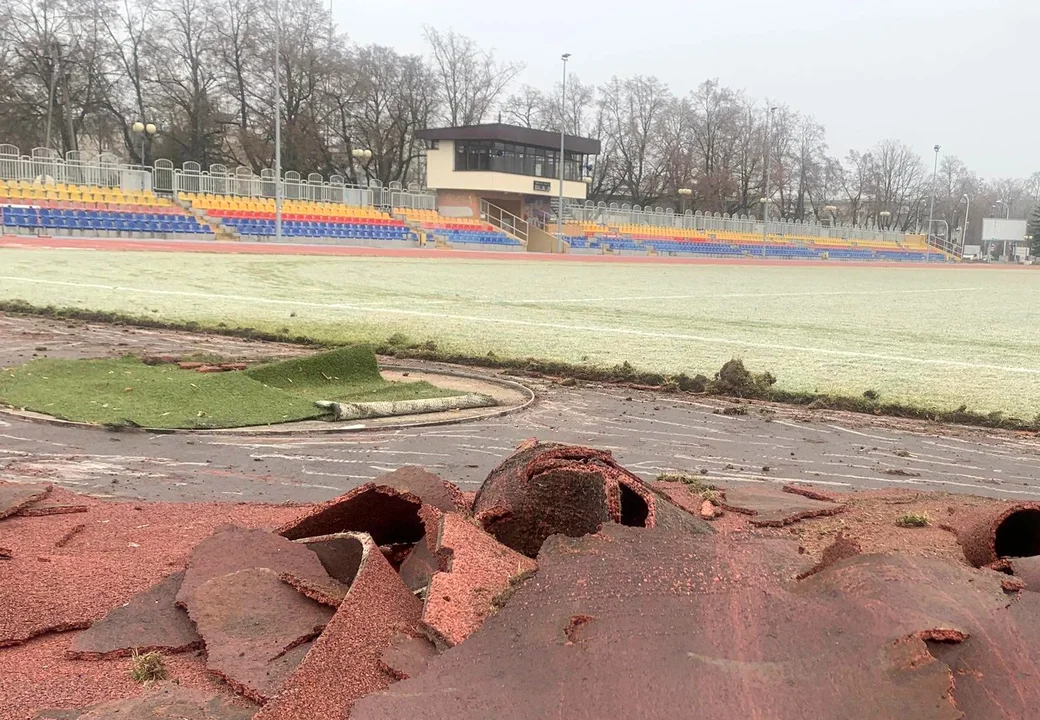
[397, 208, 521, 247]
[562, 219, 946, 262]
[183, 194, 412, 242]
[0, 180, 212, 236]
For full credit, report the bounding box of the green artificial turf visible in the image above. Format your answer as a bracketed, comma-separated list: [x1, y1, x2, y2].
[0, 347, 459, 429]
[244, 346, 459, 404]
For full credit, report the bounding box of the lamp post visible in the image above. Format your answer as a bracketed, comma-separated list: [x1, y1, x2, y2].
[926, 144, 940, 252]
[44, 43, 61, 151]
[557, 53, 570, 252]
[352, 148, 373, 182]
[959, 194, 970, 253]
[678, 187, 692, 215]
[762, 106, 777, 247]
[995, 199, 1012, 261]
[273, 0, 283, 243]
[879, 210, 891, 230]
[132, 121, 157, 166]
[824, 204, 838, 228]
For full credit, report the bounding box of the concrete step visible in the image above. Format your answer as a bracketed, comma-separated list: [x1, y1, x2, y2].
[175, 197, 240, 242]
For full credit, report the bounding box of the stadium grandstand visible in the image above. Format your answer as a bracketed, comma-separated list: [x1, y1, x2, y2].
[0, 141, 954, 261]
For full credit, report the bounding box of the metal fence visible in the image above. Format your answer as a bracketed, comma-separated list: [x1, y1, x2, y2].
[0, 146, 152, 192]
[0, 144, 436, 211]
[566, 200, 907, 244]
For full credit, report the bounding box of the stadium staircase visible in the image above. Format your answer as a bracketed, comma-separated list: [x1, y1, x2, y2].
[398, 207, 521, 249]
[479, 200, 535, 249]
[175, 197, 239, 241]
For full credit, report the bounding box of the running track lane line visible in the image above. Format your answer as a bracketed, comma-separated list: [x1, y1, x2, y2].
[2, 275, 1039, 376]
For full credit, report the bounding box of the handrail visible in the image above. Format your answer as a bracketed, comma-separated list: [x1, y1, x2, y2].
[480, 199, 528, 244]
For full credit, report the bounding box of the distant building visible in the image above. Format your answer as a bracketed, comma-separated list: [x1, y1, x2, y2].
[416, 124, 600, 250]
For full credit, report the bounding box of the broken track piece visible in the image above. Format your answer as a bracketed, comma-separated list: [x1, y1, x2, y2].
[473, 440, 711, 557]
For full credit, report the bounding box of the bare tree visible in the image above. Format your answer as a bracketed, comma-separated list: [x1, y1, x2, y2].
[864, 140, 926, 230]
[151, 0, 222, 165]
[598, 75, 671, 206]
[501, 85, 547, 130]
[423, 26, 522, 127]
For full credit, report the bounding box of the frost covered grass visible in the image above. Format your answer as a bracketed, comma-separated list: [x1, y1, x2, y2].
[1, 248, 1037, 417]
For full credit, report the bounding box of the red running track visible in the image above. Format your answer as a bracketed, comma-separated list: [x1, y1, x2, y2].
[0, 233, 998, 269]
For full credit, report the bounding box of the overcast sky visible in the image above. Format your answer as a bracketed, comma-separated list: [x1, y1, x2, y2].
[335, 0, 1038, 180]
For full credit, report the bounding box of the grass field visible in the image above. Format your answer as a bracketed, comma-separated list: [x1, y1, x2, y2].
[1, 248, 1038, 418]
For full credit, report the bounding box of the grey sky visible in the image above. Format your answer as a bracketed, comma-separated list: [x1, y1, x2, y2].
[336, 0, 1038, 179]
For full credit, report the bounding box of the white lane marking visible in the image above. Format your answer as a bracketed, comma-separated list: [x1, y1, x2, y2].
[3, 276, 1037, 376]
[250, 452, 399, 465]
[771, 420, 831, 434]
[498, 287, 984, 305]
[824, 425, 898, 443]
[300, 467, 376, 480]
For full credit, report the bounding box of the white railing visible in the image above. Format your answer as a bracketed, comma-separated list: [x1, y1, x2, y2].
[0, 146, 152, 192]
[0, 144, 436, 211]
[926, 220, 960, 260]
[566, 200, 908, 244]
[167, 163, 376, 207]
[480, 199, 528, 243]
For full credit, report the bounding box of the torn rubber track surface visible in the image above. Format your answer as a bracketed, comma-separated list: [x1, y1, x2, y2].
[51, 685, 258, 720]
[955, 502, 1040, 567]
[354, 525, 1040, 720]
[419, 512, 537, 649]
[176, 526, 340, 610]
[186, 567, 334, 704]
[380, 633, 439, 680]
[0, 481, 51, 520]
[277, 483, 426, 546]
[67, 571, 202, 659]
[472, 441, 712, 557]
[717, 485, 845, 527]
[355, 466, 469, 514]
[253, 534, 422, 720]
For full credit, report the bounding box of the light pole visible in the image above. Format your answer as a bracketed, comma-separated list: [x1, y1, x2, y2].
[132, 121, 157, 166]
[352, 148, 373, 182]
[762, 106, 777, 248]
[678, 187, 692, 215]
[273, 0, 283, 243]
[995, 199, 1012, 261]
[926, 144, 940, 252]
[824, 205, 838, 228]
[879, 210, 891, 231]
[959, 194, 970, 253]
[557, 53, 570, 252]
[44, 44, 60, 151]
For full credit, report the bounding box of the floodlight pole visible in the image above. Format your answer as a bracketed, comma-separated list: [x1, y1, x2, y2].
[762, 106, 776, 255]
[926, 144, 939, 259]
[960, 194, 970, 255]
[274, 0, 283, 243]
[44, 46, 60, 152]
[557, 53, 570, 253]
